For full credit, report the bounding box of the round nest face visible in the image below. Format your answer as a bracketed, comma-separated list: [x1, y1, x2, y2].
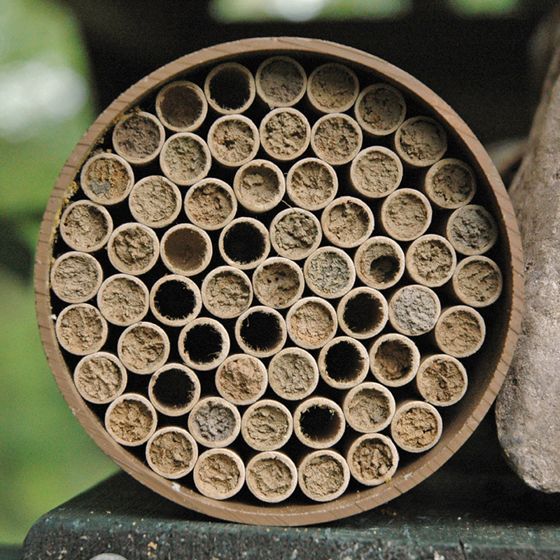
[37, 39, 521, 525]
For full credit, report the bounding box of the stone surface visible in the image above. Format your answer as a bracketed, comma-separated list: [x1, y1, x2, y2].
[495, 34, 560, 494]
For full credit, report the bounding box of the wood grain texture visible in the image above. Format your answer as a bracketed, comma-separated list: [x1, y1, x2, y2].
[34, 37, 524, 526]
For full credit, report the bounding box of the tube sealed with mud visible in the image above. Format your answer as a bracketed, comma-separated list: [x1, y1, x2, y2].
[390, 400, 443, 453]
[298, 450, 350, 502]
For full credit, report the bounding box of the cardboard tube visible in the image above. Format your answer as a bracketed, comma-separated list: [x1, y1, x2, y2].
[80, 153, 134, 205]
[311, 113, 363, 165]
[59, 200, 113, 252]
[128, 175, 182, 228]
[55, 303, 108, 356]
[233, 159, 285, 213]
[405, 234, 457, 288]
[318, 336, 369, 389]
[354, 83, 406, 136]
[416, 354, 468, 407]
[350, 146, 403, 199]
[50, 251, 103, 304]
[252, 257, 304, 309]
[241, 399, 293, 451]
[146, 427, 198, 479]
[97, 274, 149, 326]
[259, 108, 311, 161]
[380, 188, 432, 242]
[394, 116, 448, 168]
[219, 217, 270, 270]
[294, 397, 345, 449]
[73, 352, 127, 405]
[107, 223, 159, 276]
[268, 347, 319, 401]
[184, 178, 237, 231]
[149, 274, 202, 327]
[390, 400, 443, 453]
[160, 223, 212, 276]
[201, 266, 253, 319]
[321, 196, 374, 249]
[445, 204, 498, 256]
[204, 62, 255, 114]
[246, 451, 298, 503]
[307, 63, 359, 113]
[188, 396, 241, 448]
[148, 363, 201, 416]
[270, 208, 322, 260]
[337, 287, 388, 339]
[452, 255, 503, 307]
[343, 382, 396, 433]
[423, 158, 476, 209]
[117, 321, 170, 375]
[354, 236, 405, 290]
[207, 115, 259, 167]
[286, 157, 338, 211]
[298, 450, 350, 502]
[255, 56, 307, 108]
[104, 393, 157, 447]
[388, 285, 441, 337]
[369, 333, 420, 387]
[286, 297, 338, 350]
[159, 132, 211, 186]
[216, 354, 268, 406]
[235, 306, 287, 358]
[346, 433, 399, 486]
[194, 448, 245, 500]
[434, 305, 486, 358]
[155, 80, 208, 132]
[112, 111, 165, 165]
[178, 318, 230, 371]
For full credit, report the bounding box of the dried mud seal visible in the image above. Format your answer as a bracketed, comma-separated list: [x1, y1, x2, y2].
[354, 236, 405, 290]
[350, 146, 403, 199]
[286, 157, 338, 211]
[159, 132, 211, 186]
[104, 393, 157, 447]
[321, 196, 374, 248]
[128, 175, 181, 228]
[80, 153, 134, 205]
[343, 382, 396, 433]
[51, 251, 103, 304]
[381, 188, 432, 242]
[194, 449, 245, 500]
[55, 303, 108, 356]
[117, 321, 170, 374]
[268, 347, 319, 401]
[369, 333, 421, 387]
[241, 400, 293, 451]
[304, 247, 355, 299]
[416, 355, 468, 407]
[347, 433, 399, 486]
[452, 255, 503, 307]
[270, 208, 322, 260]
[256, 56, 307, 107]
[184, 178, 237, 230]
[246, 451, 298, 503]
[395, 116, 447, 167]
[286, 297, 338, 350]
[406, 234, 457, 288]
[207, 115, 259, 167]
[216, 354, 268, 406]
[252, 257, 304, 309]
[74, 352, 127, 404]
[107, 223, 159, 276]
[388, 285, 441, 337]
[112, 111, 165, 165]
[259, 108, 310, 161]
[307, 63, 359, 113]
[233, 159, 285, 213]
[202, 266, 253, 319]
[391, 401, 443, 453]
[298, 450, 350, 502]
[59, 200, 113, 252]
[188, 396, 241, 448]
[97, 274, 149, 326]
[146, 427, 198, 479]
[434, 305, 486, 358]
[424, 158, 476, 209]
[311, 113, 363, 165]
[354, 83, 406, 136]
[446, 204, 498, 256]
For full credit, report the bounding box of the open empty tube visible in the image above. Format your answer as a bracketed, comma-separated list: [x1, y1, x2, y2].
[321, 196, 374, 249]
[155, 80, 208, 132]
[235, 306, 287, 358]
[346, 433, 399, 486]
[416, 354, 468, 407]
[202, 266, 253, 319]
[160, 224, 212, 277]
[117, 321, 170, 375]
[233, 159, 285, 213]
[259, 108, 311, 161]
[394, 116, 447, 168]
[59, 200, 113, 253]
[294, 397, 346, 449]
[97, 274, 149, 326]
[107, 223, 159, 276]
[354, 83, 406, 136]
[112, 112, 165, 165]
[390, 400, 443, 453]
[80, 153, 134, 205]
[318, 336, 369, 389]
[194, 448, 245, 500]
[350, 146, 403, 199]
[73, 352, 127, 405]
[311, 113, 363, 165]
[178, 318, 230, 371]
[388, 285, 441, 337]
[343, 382, 396, 433]
[148, 363, 201, 416]
[104, 393, 158, 447]
[55, 303, 108, 356]
[252, 257, 304, 309]
[184, 178, 237, 231]
[303, 246, 355, 299]
[255, 56, 307, 108]
[354, 236, 405, 290]
[219, 217, 270, 270]
[241, 399, 293, 451]
[307, 63, 359, 113]
[150, 274, 202, 327]
[337, 287, 388, 339]
[286, 157, 338, 211]
[204, 62, 255, 114]
[405, 234, 457, 288]
[452, 255, 503, 307]
[286, 297, 338, 350]
[216, 354, 268, 406]
[146, 427, 198, 479]
[298, 450, 350, 502]
[159, 132, 212, 186]
[207, 115, 260, 167]
[246, 451, 298, 503]
[270, 208, 322, 261]
[446, 204, 498, 256]
[268, 347, 319, 401]
[51, 251, 103, 304]
[434, 305, 486, 358]
[380, 188, 432, 242]
[369, 333, 421, 387]
[188, 396, 241, 448]
[424, 158, 476, 209]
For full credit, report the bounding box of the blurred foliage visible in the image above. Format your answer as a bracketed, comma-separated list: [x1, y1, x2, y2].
[0, 0, 115, 545]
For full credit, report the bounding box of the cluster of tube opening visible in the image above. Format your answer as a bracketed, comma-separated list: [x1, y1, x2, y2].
[50, 54, 503, 504]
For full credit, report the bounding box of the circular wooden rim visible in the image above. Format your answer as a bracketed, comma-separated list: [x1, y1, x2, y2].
[35, 37, 523, 526]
